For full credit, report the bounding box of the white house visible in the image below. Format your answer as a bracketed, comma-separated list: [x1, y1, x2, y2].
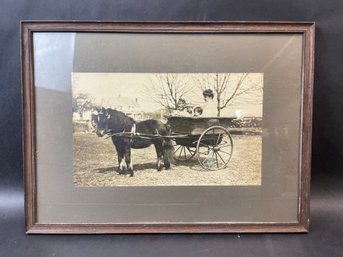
[103, 95, 145, 121]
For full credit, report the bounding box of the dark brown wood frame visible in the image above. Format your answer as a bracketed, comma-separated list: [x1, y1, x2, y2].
[21, 21, 315, 234]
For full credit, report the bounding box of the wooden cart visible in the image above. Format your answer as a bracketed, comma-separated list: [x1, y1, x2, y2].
[166, 116, 234, 170]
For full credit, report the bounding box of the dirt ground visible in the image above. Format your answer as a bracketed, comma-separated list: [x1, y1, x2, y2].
[73, 133, 261, 186]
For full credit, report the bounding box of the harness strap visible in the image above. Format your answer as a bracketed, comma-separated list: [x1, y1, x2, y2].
[131, 123, 136, 135]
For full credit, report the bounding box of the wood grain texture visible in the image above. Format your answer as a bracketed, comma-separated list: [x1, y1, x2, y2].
[21, 21, 314, 234]
[26, 223, 308, 234]
[299, 22, 315, 232]
[21, 22, 37, 233]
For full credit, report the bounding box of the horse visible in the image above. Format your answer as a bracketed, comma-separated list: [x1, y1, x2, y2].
[93, 107, 174, 177]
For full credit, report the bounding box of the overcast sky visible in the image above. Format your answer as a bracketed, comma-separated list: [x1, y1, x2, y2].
[72, 73, 263, 117]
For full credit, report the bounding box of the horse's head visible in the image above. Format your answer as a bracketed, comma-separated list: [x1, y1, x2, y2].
[94, 107, 111, 137]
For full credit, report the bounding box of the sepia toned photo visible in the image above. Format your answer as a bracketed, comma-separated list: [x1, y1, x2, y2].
[23, 22, 313, 233]
[72, 72, 263, 186]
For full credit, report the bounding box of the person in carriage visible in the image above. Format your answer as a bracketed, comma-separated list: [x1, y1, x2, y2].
[193, 89, 218, 117]
[171, 98, 193, 117]
[171, 89, 218, 117]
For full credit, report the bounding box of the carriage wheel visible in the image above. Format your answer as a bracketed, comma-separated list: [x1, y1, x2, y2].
[196, 126, 233, 170]
[173, 142, 196, 161]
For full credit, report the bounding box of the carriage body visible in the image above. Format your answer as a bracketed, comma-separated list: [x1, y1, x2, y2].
[167, 116, 235, 136]
[167, 116, 235, 147]
[166, 116, 235, 170]
[93, 108, 234, 173]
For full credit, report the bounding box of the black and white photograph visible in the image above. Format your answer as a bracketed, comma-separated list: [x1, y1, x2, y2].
[72, 72, 263, 186]
[1, 0, 342, 252]
[21, 22, 314, 234]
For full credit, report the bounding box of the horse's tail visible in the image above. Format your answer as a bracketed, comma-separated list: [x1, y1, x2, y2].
[162, 124, 174, 167]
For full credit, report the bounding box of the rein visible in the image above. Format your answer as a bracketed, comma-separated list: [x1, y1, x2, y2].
[103, 130, 187, 140]
[103, 128, 161, 140]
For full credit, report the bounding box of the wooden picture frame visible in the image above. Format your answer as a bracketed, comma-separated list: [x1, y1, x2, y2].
[21, 21, 314, 234]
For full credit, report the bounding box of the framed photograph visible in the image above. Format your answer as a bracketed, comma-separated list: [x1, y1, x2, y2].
[22, 21, 314, 233]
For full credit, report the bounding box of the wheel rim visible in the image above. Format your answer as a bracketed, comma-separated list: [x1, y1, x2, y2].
[196, 126, 233, 170]
[173, 144, 196, 161]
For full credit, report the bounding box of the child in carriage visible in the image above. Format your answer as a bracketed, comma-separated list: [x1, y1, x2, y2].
[171, 89, 218, 117]
[171, 98, 194, 117]
[171, 104, 194, 117]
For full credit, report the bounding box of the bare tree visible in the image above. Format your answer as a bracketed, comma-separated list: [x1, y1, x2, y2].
[144, 74, 193, 114]
[195, 73, 263, 116]
[72, 93, 95, 118]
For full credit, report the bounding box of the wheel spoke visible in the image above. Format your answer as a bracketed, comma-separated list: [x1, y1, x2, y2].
[216, 133, 222, 145]
[218, 143, 232, 148]
[198, 141, 209, 147]
[218, 149, 232, 155]
[174, 145, 196, 161]
[215, 152, 219, 168]
[187, 148, 196, 155]
[197, 126, 233, 170]
[217, 151, 226, 164]
[178, 146, 184, 159]
[175, 145, 182, 153]
[211, 150, 215, 168]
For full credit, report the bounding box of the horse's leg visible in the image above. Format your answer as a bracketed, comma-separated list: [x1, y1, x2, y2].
[113, 138, 126, 175]
[116, 148, 126, 175]
[118, 150, 126, 175]
[153, 141, 163, 171]
[124, 142, 134, 177]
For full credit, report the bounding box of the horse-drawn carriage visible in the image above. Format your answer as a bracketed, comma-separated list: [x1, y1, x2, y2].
[93, 108, 234, 175]
[166, 116, 234, 170]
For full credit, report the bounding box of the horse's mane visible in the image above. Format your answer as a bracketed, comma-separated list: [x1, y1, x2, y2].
[107, 108, 134, 121]
[106, 108, 136, 132]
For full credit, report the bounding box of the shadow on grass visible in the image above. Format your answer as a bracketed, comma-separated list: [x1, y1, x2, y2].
[94, 166, 117, 173]
[93, 159, 213, 174]
[94, 163, 158, 173]
[133, 163, 157, 171]
[173, 159, 204, 171]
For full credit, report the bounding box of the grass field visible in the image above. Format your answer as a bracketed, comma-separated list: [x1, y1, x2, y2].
[73, 133, 262, 186]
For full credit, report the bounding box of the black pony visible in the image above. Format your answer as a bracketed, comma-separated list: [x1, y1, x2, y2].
[93, 107, 173, 176]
